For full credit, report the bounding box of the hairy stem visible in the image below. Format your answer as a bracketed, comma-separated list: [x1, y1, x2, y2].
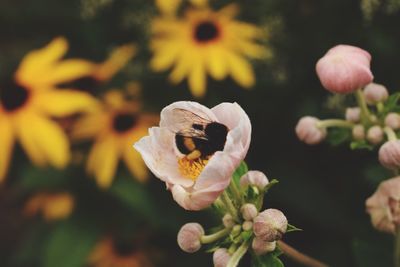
[355, 88, 373, 124]
[384, 126, 398, 141]
[221, 191, 240, 222]
[278, 241, 329, 267]
[227, 240, 250, 267]
[317, 119, 354, 129]
[201, 228, 231, 244]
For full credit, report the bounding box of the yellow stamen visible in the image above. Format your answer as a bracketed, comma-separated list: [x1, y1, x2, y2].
[178, 156, 208, 180]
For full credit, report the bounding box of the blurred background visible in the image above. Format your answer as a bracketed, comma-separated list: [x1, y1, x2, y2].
[1, 0, 400, 266]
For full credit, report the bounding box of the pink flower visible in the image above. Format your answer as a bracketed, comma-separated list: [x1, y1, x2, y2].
[316, 45, 373, 94]
[363, 83, 389, 104]
[134, 101, 251, 210]
[378, 140, 400, 170]
[366, 176, 400, 234]
[295, 116, 326, 145]
[213, 248, 231, 267]
[253, 209, 288, 242]
[177, 223, 205, 253]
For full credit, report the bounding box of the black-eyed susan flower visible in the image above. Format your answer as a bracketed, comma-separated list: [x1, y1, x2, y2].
[0, 37, 99, 182]
[155, 0, 208, 16]
[134, 101, 251, 210]
[88, 237, 153, 267]
[24, 192, 75, 221]
[72, 90, 158, 188]
[150, 3, 270, 97]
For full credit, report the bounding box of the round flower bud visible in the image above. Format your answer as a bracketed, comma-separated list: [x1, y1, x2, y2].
[242, 221, 253, 231]
[366, 176, 400, 233]
[222, 214, 235, 228]
[345, 107, 361, 123]
[363, 83, 389, 105]
[213, 248, 231, 267]
[240, 171, 269, 190]
[295, 116, 327, 145]
[241, 203, 258, 221]
[177, 223, 204, 253]
[367, 126, 384, 145]
[252, 237, 276, 255]
[379, 140, 400, 170]
[253, 209, 288, 242]
[316, 45, 373, 94]
[352, 125, 365, 140]
[385, 113, 400, 130]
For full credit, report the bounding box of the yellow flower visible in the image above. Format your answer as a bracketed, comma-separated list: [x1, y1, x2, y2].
[88, 237, 153, 267]
[72, 89, 158, 188]
[150, 3, 270, 97]
[155, 0, 208, 16]
[0, 37, 99, 182]
[24, 192, 75, 221]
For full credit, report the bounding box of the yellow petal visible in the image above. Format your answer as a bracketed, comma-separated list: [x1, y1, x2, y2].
[190, 0, 208, 7]
[0, 115, 14, 182]
[15, 114, 47, 166]
[155, 0, 182, 16]
[150, 43, 181, 72]
[123, 142, 148, 183]
[87, 136, 119, 189]
[34, 90, 100, 117]
[168, 52, 191, 84]
[226, 51, 255, 88]
[236, 41, 271, 59]
[72, 113, 107, 140]
[94, 45, 136, 82]
[188, 58, 206, 97]
[16, 37, 69, 86]
[217, 3, 239, 18]
[206, 47, 227, 80]
[38, 59, 95, 85]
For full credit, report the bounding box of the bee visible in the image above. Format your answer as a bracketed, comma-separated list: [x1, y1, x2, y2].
[167, 108, 228, 160]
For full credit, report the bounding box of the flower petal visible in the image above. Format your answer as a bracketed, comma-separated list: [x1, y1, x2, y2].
[226, 51, 255, 88]
[34, 90, 99, 117]
[87, 135, 120, 189]
[0, 115, 14, 182]
[188, 58, 206, 98]
[123, 142, 148, 183]
[207, 47, 228, 80]
[211, 102, 252, 160]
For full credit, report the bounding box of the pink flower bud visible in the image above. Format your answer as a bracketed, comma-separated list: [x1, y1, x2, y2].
[222, 214, 235, 228]
[316, 45, 373, 94]
[241, 203, 258, 221]
[379, 140, 400, 170]
[252, 237, 276, 255]
[385, 113, 400, 130]
[345, 107, 361, 123]
[177, 223, 204, 253]
[213, 248, 231, 267]
[367, 125, 384, 145]
[295, 116, 327, 145]
[363, 83, 389, 104]
[352, 125, 365, 140]
[366, 176, 400, 234]
[253, 209, 288, 242]
[242, 221, 253, 231]
[240, 171, 269, 190]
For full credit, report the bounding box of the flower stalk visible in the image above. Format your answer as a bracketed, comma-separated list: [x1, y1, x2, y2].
[384, 126, 398, 142]
[200, 228, 231, 244]
[220, 191, 240, 222]
[317, 119, 354, 129]
[278, 241, 329, 267]
[226, 240, 250, 267]
[355, 88, 373, 125]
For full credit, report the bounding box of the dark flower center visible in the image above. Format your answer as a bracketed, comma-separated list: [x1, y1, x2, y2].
[0, 80, 30, 112]
[59, 76, 100, 94]
[113, 239, 137, 256]
[112, 113, 138, 133]
[194, 21, 219, 43]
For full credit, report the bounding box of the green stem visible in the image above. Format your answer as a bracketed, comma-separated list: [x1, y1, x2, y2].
[229, 181, 243, 206]
[355, 88, 373, 124]
[317, 119, 354, 129]
[227, 240, 250, 267]
[384, 126, 398, 141]
[221, 191, 240, 222]
[377, 102, 385, 114]
[395, 227, 400, 267]
[200, 228, 231, 244]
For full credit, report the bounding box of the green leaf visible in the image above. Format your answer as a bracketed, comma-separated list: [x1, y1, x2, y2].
[350, 140, 374, 151]
[384, 92, 400, 114]
[18, 166, 70, 191]
[43, 218, 100, 267]
[253, 253, 285, 267]
[232, 161, 249, 185]
[286, 223, 302, 233]
[327, 127, 352, 146]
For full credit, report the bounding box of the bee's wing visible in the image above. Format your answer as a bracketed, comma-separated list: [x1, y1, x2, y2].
[166, 108, 212, 139]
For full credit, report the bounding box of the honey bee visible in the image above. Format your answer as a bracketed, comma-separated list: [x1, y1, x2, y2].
[167, 108, 228, 160]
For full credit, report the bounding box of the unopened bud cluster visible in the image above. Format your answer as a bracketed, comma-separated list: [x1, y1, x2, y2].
[176, 169, 291, 266]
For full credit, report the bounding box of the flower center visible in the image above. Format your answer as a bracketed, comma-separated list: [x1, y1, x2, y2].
[0, 81, 30, 112]
[112, 113, 138, 133]
[178, 157, 209, 181]
[194, 21, 220, 43]
[113, 239, 137, 257]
